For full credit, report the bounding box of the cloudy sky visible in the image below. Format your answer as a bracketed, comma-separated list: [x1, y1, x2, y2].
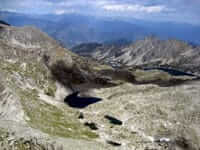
[1, 0, 200, 25]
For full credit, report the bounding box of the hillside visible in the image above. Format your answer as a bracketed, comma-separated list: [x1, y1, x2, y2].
[73, 37, 200, 74]
[0, 23, 200, 150]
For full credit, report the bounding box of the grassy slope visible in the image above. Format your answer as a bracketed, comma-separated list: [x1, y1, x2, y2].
[0, 60, 98, 140]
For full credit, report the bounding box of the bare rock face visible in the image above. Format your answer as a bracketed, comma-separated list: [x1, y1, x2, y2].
[0, 22, 200, 150]
[0, 23, 57, 49]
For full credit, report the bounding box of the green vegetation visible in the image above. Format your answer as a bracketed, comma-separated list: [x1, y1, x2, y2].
[19, 89, 98, 139]
[0, 60, 98, 140]
[133, 69, 171, 82]
[92, 64, 112, 71]
[0, 128, 8, 139]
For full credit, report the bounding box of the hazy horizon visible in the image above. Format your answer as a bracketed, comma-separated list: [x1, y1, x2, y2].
[1, 0, 200, 25]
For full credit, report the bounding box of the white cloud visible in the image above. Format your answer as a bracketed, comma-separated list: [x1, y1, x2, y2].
[0, 8, 17, 12]
[54, 9, 75, 15]
[57, 1, 76, 7]
[54, 10, 66, 15]
[102, 4, 166, 13]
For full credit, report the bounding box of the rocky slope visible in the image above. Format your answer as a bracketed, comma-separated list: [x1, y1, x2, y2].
[0, 23, 200, 150]
[72, 37, 200, 74]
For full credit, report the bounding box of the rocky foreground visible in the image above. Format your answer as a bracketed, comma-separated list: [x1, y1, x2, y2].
[0, 23, 200, 150]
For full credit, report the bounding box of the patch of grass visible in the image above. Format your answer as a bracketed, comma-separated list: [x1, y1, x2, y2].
[1, 61, 98, 140]
[133, 69, 171, 82]
[0, 128, 8, 139]
[19, 89, 98, 140]
[92, 64, 112, 71]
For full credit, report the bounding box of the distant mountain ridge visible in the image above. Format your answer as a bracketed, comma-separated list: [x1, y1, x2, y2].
[1, 11, 200, 47]
[72, 37, 200, 74]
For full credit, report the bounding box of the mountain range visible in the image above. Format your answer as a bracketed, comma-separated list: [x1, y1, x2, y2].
[1, 11, 200, 48]
[72, 36, 200, 75]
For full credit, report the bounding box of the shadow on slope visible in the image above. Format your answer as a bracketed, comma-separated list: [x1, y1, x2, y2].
[46, 59, 118, 91]
[99, 68, 200, 87]
[45, 55, 200, 98]
[47, 60, 87, 91]
[44, 57, 114, 108]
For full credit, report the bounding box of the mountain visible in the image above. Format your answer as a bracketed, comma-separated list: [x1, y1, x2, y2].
[0, 22, 200, 149]
[45, 15, 147, 47]
[0, 20, 10, 26]
[0, 11, 147, 47]
[72, 36, 200, 74]
[1, 11, 200, 48]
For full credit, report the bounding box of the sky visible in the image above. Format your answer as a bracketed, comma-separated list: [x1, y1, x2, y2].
[0, 0, 200, 25]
